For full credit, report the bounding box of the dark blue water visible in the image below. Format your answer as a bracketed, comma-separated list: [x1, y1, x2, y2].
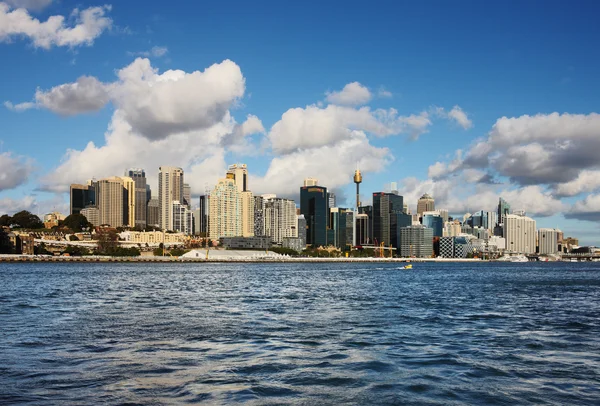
[1, 262, 599, 405]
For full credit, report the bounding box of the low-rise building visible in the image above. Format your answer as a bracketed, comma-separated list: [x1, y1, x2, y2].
[220, 236, 272, 250]
[119, 231, 186, 244]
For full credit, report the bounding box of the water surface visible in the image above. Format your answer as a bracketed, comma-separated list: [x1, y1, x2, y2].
[1, 262, 599, 404]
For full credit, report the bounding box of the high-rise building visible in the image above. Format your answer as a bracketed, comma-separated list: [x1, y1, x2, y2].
[373, 192, 411, 248]
[97, 177, 124, 227]
[227, 164, 248, 192]
[300, 184, 328, 247]
[417, 193, 435, 216]
[444, 220, 461, 237]
[80, 207, 99, 227]
[125, 168, 147, 228]
[303, 177, 318, 187]
[538, 228, 561, 255]
[297, 214, 307, 248]
[329, 207, 349, 249]
[263, 195, 297, 244]
[422, 212, 443, 237]
[254, 195, 265, 236]
[158, 166, 184, 231]
[183, 183, 191, 207]
[172, 200, 193, 234]
[70, 183, 96, 215]
[358, 205, 374, 244]
[241, 191, 255, 237]
[503, 214, 536, 254]
[146, 197, 159, 228]
[328, 193, 336, 208]
[209, 178, 241, 239]
[399, 225, 433, 258]
[356, 213, 370, 245]
[498, 197, 511, 227]
[198, 195, 208, 235]
[438, 209, 449, 222]
[121, 176, 136, 228]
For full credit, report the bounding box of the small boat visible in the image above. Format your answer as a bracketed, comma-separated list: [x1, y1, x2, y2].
[403, 264, 413, 269]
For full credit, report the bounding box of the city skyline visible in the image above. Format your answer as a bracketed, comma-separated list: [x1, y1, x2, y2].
[1, 1, 600, 244]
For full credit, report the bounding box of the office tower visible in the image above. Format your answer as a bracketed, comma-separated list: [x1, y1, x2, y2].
[198, 195, 208, 234]
[254, 195, 265, 236]
[183, 183, 191, 207]
[192, 208, 200, 235]
[70, 183, 96, 215]
[97, 177, 124, 227]
[209, 178, 241, 240]
[227, 163, 248, 192]
[373, 192, 411, 248]
[241, 191, 255, 237]
[263, 195, 297, 244]
[80, 207, 99, 227]
[328, 192, 336, 209]
[345, 211, 353, 247]
[422, 212, 443, 237]
[125, 168, 147, 228]
[399, 225, 433, 258]
[303, 177, 318, 187]
[438, 209, 449, 222]
[121, 176, 136, 227]
[417, 193, 435, 216]
[503, 214, 536, 254]
[158, 166, 184, 231]
[146, 197, 159, 228]
[300, 183, 328, 247]
[358, 205, 374, 244]
[356, 213, 370, 245]
[329, 208, 348, 249]
[172, 200, 193, 234]
[297, 215, 307, 248]
[444, 220, 461, 237]
[538, 228, 561, 255]
[498, 197, 511, 226]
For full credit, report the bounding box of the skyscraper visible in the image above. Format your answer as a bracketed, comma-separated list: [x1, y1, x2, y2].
[97, 177, 124, 227]
[303, 177, 318, 187]
[121, 176, 136, 227]
[209, 178, 241, 239]
[241, 191, 255, 237]
[227, 164, 248, 192]
[198, 195, 208, 234]
[183, 183, 191, 207]
[158, 166, 184, 231]
[422, 212, 443, 237]
[146, 197, 159, 228]
[263, 195, 297, 244]
[498, 197, 511, 226]
[417, 193, 435, 216]
[70, 182, 96, 215]
[125, 168, 147, 228]
[503, 214, 536, 254]
[254, 195, 265, 236]
[328, 192, 336, 208]
[300, 184, 328, 247]
[373, 192, 410, 248]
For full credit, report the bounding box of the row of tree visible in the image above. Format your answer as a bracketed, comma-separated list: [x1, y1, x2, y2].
[0, 211, 43, 229]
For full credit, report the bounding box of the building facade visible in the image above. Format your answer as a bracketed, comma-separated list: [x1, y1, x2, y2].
[264, 196, 297, 244]
[300, 185, 328, 247]
[241, 191, 255, 237]
[158, 166, 184, 231]
[125, 168, 147, 228]
[121, 176, 136, 227]
[538, 228, 561, 255]
[254, 195, 265, 236]
[399, 225, 433, 258]
[146, 197, 159, 228]
[97, 177, 124, 227]
[503, 214, 536, 254]
[209, 178, 241, 239]
[227, 163, 248, 192]
[172, 200, 193, 234]
[417, 193, 435, 216]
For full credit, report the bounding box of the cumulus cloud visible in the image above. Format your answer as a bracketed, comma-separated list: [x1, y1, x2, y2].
[128, 45, 168, 58]
[219, 114, 265, 154]
[4, 100, 36, 112]
[269, 105, 432, 154]
[4, 0, 52, 11]
[554, 170, 600, 197]
[463, 112, 600, 185]
[0, 3, 112, 49]
[378, 87, 392, 98]
[253, 131, 391, 198]
[0, 195, 37, 215]
[0, 152, 34, 191]
[566, 194, 600, 222]
[325, 82, 372, 106]
[431, 105, 473, 129]
[7, 58, 246, 140]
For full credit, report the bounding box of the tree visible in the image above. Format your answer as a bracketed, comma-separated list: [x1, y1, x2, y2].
[10, 211, 43, 229]
[0, 214, 12, 227]
[96, 228, 118, 255]
[0, 228, 13, 253]
[170, 248, 187, 257]
[62, 214, 92, 232]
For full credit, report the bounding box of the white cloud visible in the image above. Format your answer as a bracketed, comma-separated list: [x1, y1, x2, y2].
[7, 58, 246, 140]
[0, 3, 112, 49]
[268, 104, 432, 154]
[3, 0, 52, 11]
[447, 105, 473, 129]
[566, 194, 600, 221]
[0, 152, 34, 191]
[128, 45, 168, 58]
[378, 87, 392, 98]
[4, 100, 36, 112]
[325, 82, 372, 106]
[34, 75, 110, 115]
[554, 170, 600, 197]
[253, 131, 391, 197]
[0, 195, 37, 215]
[220, 114, 265, 154]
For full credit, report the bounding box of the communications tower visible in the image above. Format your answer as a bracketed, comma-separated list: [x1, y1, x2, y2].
[353, 166, 362, 209]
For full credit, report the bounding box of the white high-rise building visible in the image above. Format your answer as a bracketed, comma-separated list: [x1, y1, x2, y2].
[503, 214, 536, 254]
[227, 163, 248, 192]
[303, 177, 318, 187]
[172, 200, 193, 235]
[538, 228, 561, 255]
[263, 195, 298, 244]
[209, 178, 242, 239]
[241, 191, 255, 237]
[159, 166, 184, 231]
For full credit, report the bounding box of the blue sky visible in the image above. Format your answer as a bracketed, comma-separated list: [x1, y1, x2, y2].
[1, 0, 600, 244]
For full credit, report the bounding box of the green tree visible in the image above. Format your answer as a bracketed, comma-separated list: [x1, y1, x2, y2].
[64, 245, 90, 256]
[169, 248, 188, 257]
[0, 214, 12, 227]
[62, 214, 92, 232]
[153, 247, 164, 256]
[11, 211, 43, 229]
[96, 228, 119, 255]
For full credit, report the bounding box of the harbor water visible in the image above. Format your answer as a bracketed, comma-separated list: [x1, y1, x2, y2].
[1, 262, 599, 404]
